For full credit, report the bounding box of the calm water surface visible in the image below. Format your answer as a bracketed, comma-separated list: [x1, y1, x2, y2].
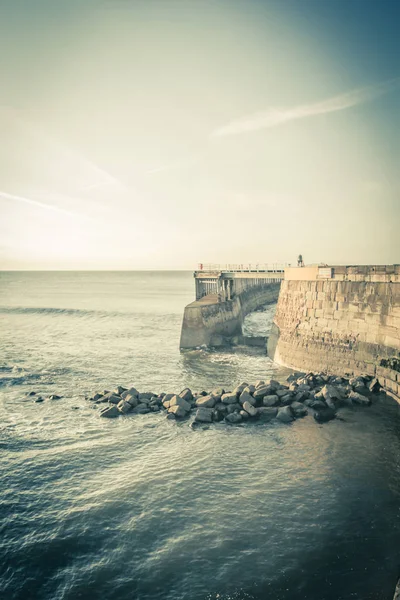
[1, 271, 400, 600]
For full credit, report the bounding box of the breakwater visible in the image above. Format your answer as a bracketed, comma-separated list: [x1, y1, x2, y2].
[268, 265, 400, 400]
[83, 370, 382, 425]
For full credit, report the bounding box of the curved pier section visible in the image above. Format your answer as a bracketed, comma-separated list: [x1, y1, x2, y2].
[180, 266, 283, 348]
[268, 265, 400, 398]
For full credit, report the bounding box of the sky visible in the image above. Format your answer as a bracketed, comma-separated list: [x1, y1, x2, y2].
[0, 0, 399, 270]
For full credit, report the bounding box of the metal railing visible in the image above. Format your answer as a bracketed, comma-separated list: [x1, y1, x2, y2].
[197, 263, 287, 273]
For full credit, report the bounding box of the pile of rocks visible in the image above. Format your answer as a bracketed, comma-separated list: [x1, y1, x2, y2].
[90, 372, 381, 426]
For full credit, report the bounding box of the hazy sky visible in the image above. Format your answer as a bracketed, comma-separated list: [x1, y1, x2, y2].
[1, 0, 399, 269]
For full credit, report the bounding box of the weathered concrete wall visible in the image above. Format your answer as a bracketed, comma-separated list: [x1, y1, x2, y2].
[180, 283, 280, 348]
[268, 265, 400, 396]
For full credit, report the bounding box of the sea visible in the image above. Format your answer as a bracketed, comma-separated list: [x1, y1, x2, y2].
[1, 271, 400, 600]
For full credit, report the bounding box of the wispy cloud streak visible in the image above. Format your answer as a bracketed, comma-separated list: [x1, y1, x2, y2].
[211, 78, 400, 138]
[0, 190, 80, 217]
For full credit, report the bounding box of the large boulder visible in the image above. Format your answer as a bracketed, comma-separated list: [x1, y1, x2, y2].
[276, 388, 290, 398]
[243, 384, 256, 394]
[121, 387, 139, 399]
[211, 388, 225, 401]
[117, 400, 133, 414]
[100, 405, 120, 418]
[368, 378, 381, 394]
[290, 401, 308, 418]
[124, 394, 139, 408]
[239, 410, 250, 420]
[114, 386, 127, 396]
[225, 412, 242, 424]
[239, 390, 256, 406]
[349, 391, 371, 406]
[320, 385, 344, 409]
[233, 382, 248, 396]
[310, 399, 327, 410]
[253, 386, 271, 400]
[242, 401, 258, 417]
[169, 395, 191, 411]
[314, 408, 336, 423]
[194, 407, 213, 423]
[107, 394, 122, 405]
[258, 407, 278, 420]
[221, 392, 238, 404]
[168, 404, 188, 418]
[132, 403, 150, 414]
[226, 403, 241, 414]
[214, 402, 228, 416]
[254, 380, 265, 388]
[263, 394, 279, 407]
[276, 406, 294, 423]
[280, 394, 293, 406]
[195, 395, 216, 408]
[268, 379, 281, 391]
[180, 388, 193, 402]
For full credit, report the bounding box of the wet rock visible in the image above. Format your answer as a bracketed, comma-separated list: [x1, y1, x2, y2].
[212, 409, 224, 422]
[239, 390, 256, 406]
[280, 394, 293, 406]
[125, 394, 139, 408]
[221, 392, 238, 404]
[214, 402, 228, 416]
[258, 407, 278, 420]
[239, 410, 250, 420]
[169, 395, 191, 412]
[195, 395, 216, 408]
[276, 388, 291, 398]
[34, 397, 44, 403]
[132, 403, 151, 414]
[114, 386, 127, 396]
[369, 378, 381, 393]
[104, 393, 121, 405]
[139, 392, 156, 401]
[268, 379, 281, 390]
[353, 384, 370, 397]
[314, 408, 336, 423]
[276, 406, 294, 423]
[150, 404, 161, 412]
[211, 388, 225, 401]
[253, 386, 271, 400]
[48, 394, 62, 400]
[180, 388, 193, 402]
[194, 407, 213, 423]
[263, 394, 279, 407]
[290, 401, 308, 418]
[225, 412, 242, 424]
[121, 387, 139, 399]
[27, 391, 36, 396]
[233, 382, 249, 396]
[93, 393, 103, 401]
[242, 401, 258, 417]
[100, 405, 120, 418]
[226, 403, 241, 414]
[117, 400, 132, 414]
[320, 385, 344, 409]
[254, 380, 265, 388]
[166, 412, 176, 421]
[349, 391, 371, 406]
[243, 384, 256, 394]
[310, 399, 327, 410]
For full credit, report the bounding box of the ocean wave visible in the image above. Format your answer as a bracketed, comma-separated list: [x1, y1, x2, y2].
[0, 306, 104, 317]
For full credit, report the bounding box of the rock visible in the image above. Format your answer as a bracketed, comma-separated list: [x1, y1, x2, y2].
[162, 399, 172, 409]
[353, 384, 370, 397]
[124, 394, 139, 408]
[369, 378, 381, 393]
[121, 387, 139, 399]
[280, 394, 293, 406]
[132, 403, 150, 414]
[242, 401, 258, 417]
[349, 391, 371, 406]
[263, 395, 279, 407]
[166, 412, 176, 420]
[310, 400, 327, 410]
[150, 404, 161, 412]
[226, 403, 241, 414]
[314, 408, 336, 423]
[214, 402, 228, 415]
[320, 385, 343, 409]
[276, 389, 291, 398]
[294, 391, 309, 402]
[117, 400, 132, 414]
[239, 390, 256, 406]
[139, 392, 156, 401]
[289, 383, 298, 392]
[233, 382, 248, 396]
[180, 388, 193, 402]
[268, 379, 281, 390]
[290, 402, 308, 418]
[114, 386, 127, 395]
[34, 397, 44, 403]
[100, 405, 120, 418]
[48, 394, 62, 400]
[276, 406, 294, 423]
[211, 388, 225, 401]
[253, 386, 270, 400]
[254, 380, 265, 388]
[93, 393, 103, 401]
[194, 407, 213, 423]
[221, 392, 238, 404]
[225, 412, 242, 424]
[258, 407, 278, 420]
[212, 409, 224, 422]
[243, 385, 256, 394]
[163, 393, 175, 402]
[167, 405, 188, 418]
[169, 395, 191, 412]
[195, 395, 216, 408]
[107, 394, 122, 405]
[239, 410, 250, 419]
[27, 391, 36, 396]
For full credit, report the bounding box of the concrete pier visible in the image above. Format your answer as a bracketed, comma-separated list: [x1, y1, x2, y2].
[180, 265, 284, 348]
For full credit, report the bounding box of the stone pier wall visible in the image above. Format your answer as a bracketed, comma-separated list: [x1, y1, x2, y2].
[268, 265, 400, 397]
[180, 283, 280, 348]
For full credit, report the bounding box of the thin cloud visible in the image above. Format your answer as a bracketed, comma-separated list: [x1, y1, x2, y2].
[211, 78, 400, 138]
[0, 190, 81, 217]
